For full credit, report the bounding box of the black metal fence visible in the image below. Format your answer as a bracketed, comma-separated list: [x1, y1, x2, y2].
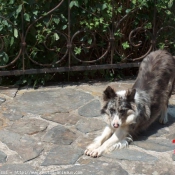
[0, 0, 175, 76]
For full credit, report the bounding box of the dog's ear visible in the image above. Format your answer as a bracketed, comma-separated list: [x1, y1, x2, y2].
[103, 86, 117, 101]
[126, 88, 136, 101]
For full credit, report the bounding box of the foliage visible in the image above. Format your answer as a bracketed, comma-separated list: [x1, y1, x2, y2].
[0, 0, 175, 86]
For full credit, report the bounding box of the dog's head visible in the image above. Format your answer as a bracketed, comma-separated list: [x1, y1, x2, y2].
[101, 86, 136, 129]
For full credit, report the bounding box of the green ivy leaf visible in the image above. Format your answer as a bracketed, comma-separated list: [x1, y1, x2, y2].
[16, 4, 22, 15]
[74, 47, 81, 55]
[144, 22, 152, 29]
[24, 13, 30, 22]
[14, 28, 18, 38]
[122, 42, 130, 50]
[3, 52, 9, 63]
[33, 10, 38, 15]
[88, 38, 92, 44]
[53, 33, 59, 41]
[10, 37, 14, 46]
[53, 18, 60, 25]
[126, 9, 131, 14]
[102, 3, 107, 10]
[117, 6, 122, 13]
[69, 1, 79, 9]
[168, 0, 173, 8]
[9, 0, 14, 5]
[62, 25, 67, 30]
[159, 43, 165, 49]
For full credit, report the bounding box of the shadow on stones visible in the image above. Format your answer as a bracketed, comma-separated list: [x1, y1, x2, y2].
[135, 105, 175, 141]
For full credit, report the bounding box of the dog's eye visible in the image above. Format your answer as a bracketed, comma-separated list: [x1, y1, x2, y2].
[119, 109, 126, 114]
[109, 109, 115, 114]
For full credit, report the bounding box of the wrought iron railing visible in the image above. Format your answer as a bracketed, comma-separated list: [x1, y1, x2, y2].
[0, 0, 174, 76]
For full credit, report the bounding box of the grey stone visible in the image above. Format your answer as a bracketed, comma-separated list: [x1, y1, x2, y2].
[8, 89, 94, 114]
[0, 86, 18, 98]
[167, 133, 175, 140]
[78, 99, 101, 117]
[9, 118, 49, 135]
[2, 111, 23, 121]
[10, 142, 43, 162]
[42, 125, 77, 145]
[0, 164, 38, 174]
[153, 138, 174, 148]
[42, 145, 83, 166]
[134, 139, 174, 152]
[0, 114, 8, 128]
[76, 118, 105, 133]
[0, 130, 43, 162]
[168, 106, 175, 118]
[173, 154, 175, 161]
[62, 159, 128, 175]
[134, 163, 175, 175]
[0, 130, 21, 144]
[104, 149, 158, 162]
[160, 173, 172, 175]
[0, 151, 7, 163]
[41, 113, 82, 125]
[0, 97, 6, 105]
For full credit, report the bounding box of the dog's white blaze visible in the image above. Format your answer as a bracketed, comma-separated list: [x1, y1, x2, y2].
[112, 114, 122, 126]
[125, 114, 136, 124]
[134, 92, 139, 101]
[116, 90, 126, 97]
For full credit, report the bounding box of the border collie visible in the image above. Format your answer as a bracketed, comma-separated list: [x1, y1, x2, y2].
[85, 50, 175, 157]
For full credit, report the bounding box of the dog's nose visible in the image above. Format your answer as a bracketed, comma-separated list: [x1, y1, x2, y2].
[113, 123, 120, 128]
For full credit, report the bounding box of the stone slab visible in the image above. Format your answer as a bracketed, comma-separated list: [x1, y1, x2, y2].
[134, 139, 174, 152]
[0, 97, 6, 105]
[7, 88, 94, 114]
[0, 151, 7, 163]
[42, 125, 77, 145]
[168, 106, 175, 118]
[78, 99, 101, 117]
[41, 113, 82, 125]
[104, 149, 158, 162]
[0, 164, 38, 174]
[42, 145, 83, 166]
[73, 135, 95, 149]
[172, 154, 175, 161]
[2, 111, 24, 121]
[0, 86, 18, 98]
[0, 114, 8, 129]
[76, 118, 105, 133]
[0, 130, 43, 162]
[9, 118, 49, 135]
[62, 159, 128, 175]
[128, 161, 175, 175]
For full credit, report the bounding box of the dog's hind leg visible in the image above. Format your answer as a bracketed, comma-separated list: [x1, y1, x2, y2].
[84, 126, 113, 156]
[159, 105, 168, 124]
[160, 79, 175, 124]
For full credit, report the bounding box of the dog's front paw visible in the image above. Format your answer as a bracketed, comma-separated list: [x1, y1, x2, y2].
[89, 148, 103, 158]
[84, 142, 101, 156]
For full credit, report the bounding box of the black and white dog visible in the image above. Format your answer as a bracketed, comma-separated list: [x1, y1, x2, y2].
[85, 50, 175, 157]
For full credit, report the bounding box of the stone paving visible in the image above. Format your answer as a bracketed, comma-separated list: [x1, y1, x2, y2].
[0, 81, 175, 175]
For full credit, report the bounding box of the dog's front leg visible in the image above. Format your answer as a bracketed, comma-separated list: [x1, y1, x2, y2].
[89, 127, 127, 157]
[84, 126, 113, 156]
